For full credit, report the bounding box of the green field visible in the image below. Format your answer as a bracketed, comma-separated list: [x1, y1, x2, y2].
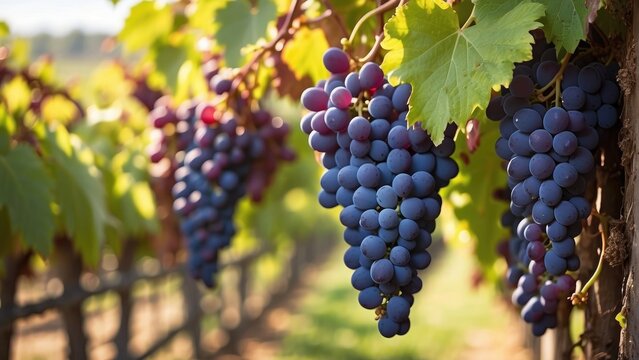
[276, 244, 526, 360]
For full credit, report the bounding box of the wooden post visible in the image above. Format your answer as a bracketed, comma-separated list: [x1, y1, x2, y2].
[55, 237, 88, 360]
[0, 251, 30, 360]
[115, 239, 137, 360]
[182, 273, 202, 359]
[619, 2, 639, 357]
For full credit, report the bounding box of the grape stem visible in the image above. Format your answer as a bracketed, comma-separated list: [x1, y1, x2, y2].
[355, 0, 389, 63]
[535, 53, 572, 96]
[537, 86, 556, 103]
[345, 0, 400, 49]
[554, 76, 561, 106]
[358, 34, 385, 64]
[570, 211, 610, 306]
[460, 6, 476, 30]
[229, 0, 303, 97]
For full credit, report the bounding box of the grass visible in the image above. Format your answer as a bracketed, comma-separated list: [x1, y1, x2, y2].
[276, 244, 512, 360]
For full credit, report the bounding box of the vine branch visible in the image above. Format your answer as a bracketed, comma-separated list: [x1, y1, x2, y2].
[345, 0, 399, 48]
[229, 0, 303, 97]
[570, 211, 610, 306]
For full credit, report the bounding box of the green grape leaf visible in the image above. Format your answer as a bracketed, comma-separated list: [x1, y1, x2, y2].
[0, 130, 8, 155]
[43, 127, 108, 265]
[175, 58, 208, 103]
[443, 122, 508, 276]
[534, 0, 587, 55]
[216, 0, 276, 67]
[118, 1, 173, 53]
[0, 106, 15, 155]
[281, 27, 329, 84]
[189, 0, 229, 34]
[152, 43, 188, 92]
[0, 145, 55, 255]
[107, 150, 158, 236]
[381, 0, 544, 144]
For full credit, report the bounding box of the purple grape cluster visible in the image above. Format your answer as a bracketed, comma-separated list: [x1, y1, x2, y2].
[149, 94, 293, 288]
[300, 48, 458, 337]
[488, 41, 620, 335]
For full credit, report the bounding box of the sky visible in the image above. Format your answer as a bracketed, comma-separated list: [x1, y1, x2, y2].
[0, 0, 138, 36]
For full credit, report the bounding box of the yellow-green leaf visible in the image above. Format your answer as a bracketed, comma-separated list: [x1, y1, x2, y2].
[41, 95, 79, 125]
[1, 76, 31, 116]
[282, 27, 330, 84]
[118, 1, 173, 53]
[381, 0, 544, 144]
[189, 0, 229, 34]
[0, 21, 9, 38]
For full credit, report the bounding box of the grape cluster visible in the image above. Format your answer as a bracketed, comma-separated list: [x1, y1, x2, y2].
[300, 48, 458, 337]
[488, 42, 620, 335]
[148, 62, 294, 287]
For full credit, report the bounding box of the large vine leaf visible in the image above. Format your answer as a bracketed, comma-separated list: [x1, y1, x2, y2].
[216, 0, 277, 67]
[189, 0, 229, 34]
[281, 27, 329, 84]
[381, 0, 544, 144]
[118, 1, 173, 53]
[443, 122, 508, 279]
[534, 0, 588, 55]
[42, 127, 108, 265]
[0, 145, 55, 255]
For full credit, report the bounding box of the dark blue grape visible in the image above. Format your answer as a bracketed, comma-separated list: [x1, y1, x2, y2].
[543, 107, 569, 134]
[368, 96, 392, 119]
[370, 259, 395, 284]
[301, 87, 329, 112]
[561, 86, 586, 110]
[392, 84, 411, 112]
[552, 131, 578, 156]
[348, 116, 371, 141]
[552, 237, 576, 258]
[597, 104, 618, 129]
[378, 316, 400, 338]
[351, 267, 375, 290]
[359, 287, 383, 309]
[345, 72, 361, 96]
[390, 246, 411, 266]
[323, 47, 350, 74]
[359, 62, 384, 91]
[344, 246, 361, 269]
[529, 129, 552, 153]
[513, 108, 542, 133]
[544, 250, 567, 276]
[529, 153, 555, 180]
[578, 65, 603, 94]
[552, 163, 578, 188]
